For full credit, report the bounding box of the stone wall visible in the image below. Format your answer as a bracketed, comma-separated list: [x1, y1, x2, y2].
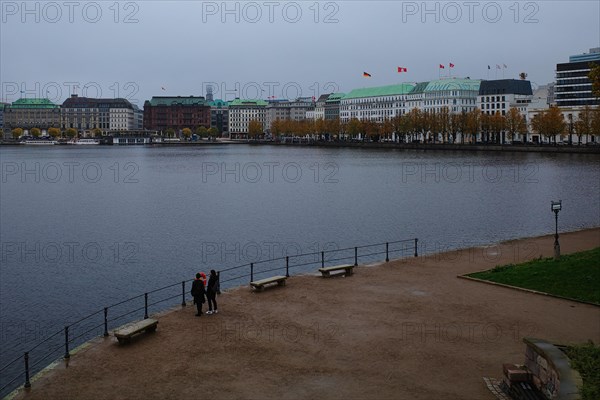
[523, 337, 582, 400]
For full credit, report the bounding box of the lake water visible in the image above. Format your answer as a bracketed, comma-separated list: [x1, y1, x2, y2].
[0, 144, 598, 395]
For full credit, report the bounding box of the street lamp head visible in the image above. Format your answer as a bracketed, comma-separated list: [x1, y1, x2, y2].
[551, 200, 562, 212]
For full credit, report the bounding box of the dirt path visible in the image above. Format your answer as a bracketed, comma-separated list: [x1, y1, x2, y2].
[11, 228, 600, 400]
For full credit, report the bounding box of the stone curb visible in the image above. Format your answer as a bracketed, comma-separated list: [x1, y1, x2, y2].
[457, 275, 600, 307]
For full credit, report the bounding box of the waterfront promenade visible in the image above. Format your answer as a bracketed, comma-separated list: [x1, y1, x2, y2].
[10, 228, 600, 400]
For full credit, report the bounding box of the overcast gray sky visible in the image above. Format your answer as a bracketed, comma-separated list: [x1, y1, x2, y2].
[1, 0, 599, 105]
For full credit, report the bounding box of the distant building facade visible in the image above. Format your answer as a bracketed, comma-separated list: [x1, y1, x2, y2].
[61, 95, 136, 134]
[311, 94, 330, 120]
[4, 98, 61, 132]
[132, 104, 144, 130]
[265, 99, 291, 132]
[408, 79, 481, 114]
[340, 83, 415, 123]
[228, 99, 267, 135]
[143, 96, 211, 132]
[209, 99, 229, 135]
[324, 93, 344, 120]
[0, 102, 8, 134]
[478, 79, 533, 116]
[264, 97, 314, 131]
[555, 48, 600, 108]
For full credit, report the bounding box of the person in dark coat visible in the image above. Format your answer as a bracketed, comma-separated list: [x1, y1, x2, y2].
[191, 273, 206, 316]
[206, 270, 219, 314]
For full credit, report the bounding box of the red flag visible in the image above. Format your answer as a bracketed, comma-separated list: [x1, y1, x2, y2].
[439, 64, 445, 69]
[397, 67, 407, 73]
[363, 72, 372, 77]
[449, 63, 455, 68]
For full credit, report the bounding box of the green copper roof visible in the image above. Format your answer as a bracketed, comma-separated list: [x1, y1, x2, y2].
[325, 93, 345, 101]
[229, 99, 268, 107]
[145, 96, 208, 106]
[209, 99, 229, 107]
[342, 84, 415, 100]
[10, 98, 59, 109]
[409, 81, 430, 94]
[423, 79, 481, 92]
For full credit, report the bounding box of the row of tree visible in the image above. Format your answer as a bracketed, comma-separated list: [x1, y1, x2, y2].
[171, 126, 219, 139]
[8, 127, 80, 139]
[7, 125, 222, 140]
[250, 105, 599, 144]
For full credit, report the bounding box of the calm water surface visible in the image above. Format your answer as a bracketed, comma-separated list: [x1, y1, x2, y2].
[0, 144, 598, 393]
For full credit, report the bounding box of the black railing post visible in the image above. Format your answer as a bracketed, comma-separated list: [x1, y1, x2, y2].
[24, 352, 31, 388]
[250, 263, 254, 282]
[144, 293, 149, 319]
[64, 326, 70, 359]
[181, 281, 186, 307]
[414, 238, 418, 257]
[386, 242, 389, 262]
[321, 251, 324, 268]
[285, 256, 289, 277]
[354, 247, 358, 266]
[103, 307, 109, 337]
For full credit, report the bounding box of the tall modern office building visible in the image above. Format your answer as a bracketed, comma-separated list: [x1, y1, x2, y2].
[555, 47, 600, 107]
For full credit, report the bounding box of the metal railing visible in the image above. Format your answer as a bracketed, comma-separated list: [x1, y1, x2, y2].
[0, 237, 417, 397]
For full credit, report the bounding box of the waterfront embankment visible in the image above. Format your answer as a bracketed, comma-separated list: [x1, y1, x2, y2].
[9, 228, 600, 400]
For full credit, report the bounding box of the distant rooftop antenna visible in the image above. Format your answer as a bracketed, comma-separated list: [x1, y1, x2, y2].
[206, 85, 214, 102]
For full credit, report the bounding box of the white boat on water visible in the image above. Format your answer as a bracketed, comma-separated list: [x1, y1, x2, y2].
[67, 138, 99, 145]
[22, 139, 57, 145]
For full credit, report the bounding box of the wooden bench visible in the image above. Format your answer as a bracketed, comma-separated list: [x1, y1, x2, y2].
[318, 264, 354, 277]
[114, 318, 158, 344]
[250, 275, 287, 291]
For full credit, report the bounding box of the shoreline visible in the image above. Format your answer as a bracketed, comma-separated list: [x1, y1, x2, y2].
[6, 227, 600, 400]
[2, 140, 600, 154]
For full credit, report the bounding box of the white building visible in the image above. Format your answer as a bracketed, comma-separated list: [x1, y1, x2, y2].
[339, 83, 415, 123]
[311, 94, 330, 121]
[478, 79, 533, 142]
[412, 78, 481, 114]
[228, 98, 267, 135]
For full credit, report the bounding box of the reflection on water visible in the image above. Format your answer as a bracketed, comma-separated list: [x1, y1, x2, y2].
[0, 145, 598, 393]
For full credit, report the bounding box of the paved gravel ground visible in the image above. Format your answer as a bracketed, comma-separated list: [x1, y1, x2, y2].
[11, 228, 600, 400]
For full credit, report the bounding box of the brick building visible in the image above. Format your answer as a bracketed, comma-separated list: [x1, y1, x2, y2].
[143, 96, 211, 132]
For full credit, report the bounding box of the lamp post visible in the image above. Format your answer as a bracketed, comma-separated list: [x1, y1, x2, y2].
[551, 200, 562, 259]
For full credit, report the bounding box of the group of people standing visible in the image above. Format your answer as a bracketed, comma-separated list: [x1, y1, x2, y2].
[191, 270, 219, 316]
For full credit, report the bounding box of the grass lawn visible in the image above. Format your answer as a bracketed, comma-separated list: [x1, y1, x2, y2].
[466, 247, 600, 304]
[565, 342, 600, 400]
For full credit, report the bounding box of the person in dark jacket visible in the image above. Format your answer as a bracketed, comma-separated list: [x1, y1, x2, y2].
[191, 273, 206, 316]
[206, 270, 219, 314]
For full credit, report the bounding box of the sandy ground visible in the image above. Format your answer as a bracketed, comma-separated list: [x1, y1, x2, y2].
[10, 228, 600, 400]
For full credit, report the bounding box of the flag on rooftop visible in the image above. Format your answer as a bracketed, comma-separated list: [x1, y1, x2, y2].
[449, 63, 455, 68]
[363, 72, 372, 77]
[496, 64, 501, 69]
[161, 87, 166, 91]
[439, 64, 445, 69]
[397, 67, 407, 73]
[488, 65, 491, 69]
[503, 64, 508, 68]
